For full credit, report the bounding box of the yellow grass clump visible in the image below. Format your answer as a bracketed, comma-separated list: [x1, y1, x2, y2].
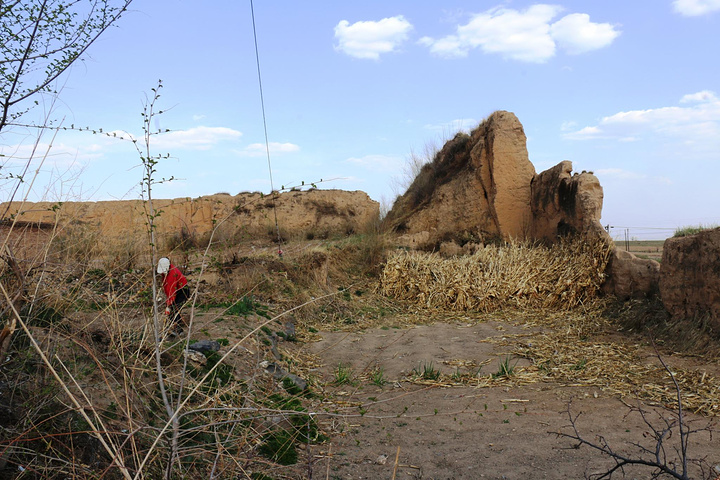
[379, 237, 612, 311]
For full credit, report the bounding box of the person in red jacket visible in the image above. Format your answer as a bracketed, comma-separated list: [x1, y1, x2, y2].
[157, 257, 190, 332]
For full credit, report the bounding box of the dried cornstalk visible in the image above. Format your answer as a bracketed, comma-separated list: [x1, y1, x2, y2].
[380, 237, 612, 312]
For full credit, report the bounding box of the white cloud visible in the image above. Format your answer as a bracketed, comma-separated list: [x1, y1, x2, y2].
[564, 92, 720, 155]
[334, 16, 413, 60]
[673, 0, 720, 16]
[549, 13, 620, 55]
[680, 90, 718, 103]
[346, 154, 403, 172]
[237, 142, 300, 157]
[420, 4, 619, 62]
[192, 114, 206, 121]
[564, 125, 602, 140]
[152, 126, 242, 151]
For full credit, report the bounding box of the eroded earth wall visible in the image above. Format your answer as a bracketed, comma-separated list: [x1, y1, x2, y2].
[1, 189, 379, 251]
[659, 227, 720, 335]
[384, 110, 608, 247]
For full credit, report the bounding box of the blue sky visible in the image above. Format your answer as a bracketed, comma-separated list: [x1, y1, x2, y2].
[3, 0, 720, 239]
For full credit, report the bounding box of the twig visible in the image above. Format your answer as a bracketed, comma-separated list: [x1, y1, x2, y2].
[391, 446, 400, 480]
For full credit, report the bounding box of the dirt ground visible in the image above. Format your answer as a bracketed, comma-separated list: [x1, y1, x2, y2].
[299, 317, 720, 480]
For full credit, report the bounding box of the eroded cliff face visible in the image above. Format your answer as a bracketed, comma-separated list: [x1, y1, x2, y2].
[660, 227, 720, 336]
[383, 111, 607, 247]
[1, 189, 379, 250]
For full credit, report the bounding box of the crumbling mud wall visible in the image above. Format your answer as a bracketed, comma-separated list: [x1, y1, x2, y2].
[1, 189, 379, 253]
[659, 227, 720, 336]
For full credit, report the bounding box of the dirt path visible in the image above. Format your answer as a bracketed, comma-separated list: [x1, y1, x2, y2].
[304, 320, 720, 479]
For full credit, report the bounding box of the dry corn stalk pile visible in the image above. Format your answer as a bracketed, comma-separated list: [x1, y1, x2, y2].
[380, 238, 612, 311]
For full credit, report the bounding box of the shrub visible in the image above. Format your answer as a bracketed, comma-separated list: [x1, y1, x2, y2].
[673, 223, 719, 237]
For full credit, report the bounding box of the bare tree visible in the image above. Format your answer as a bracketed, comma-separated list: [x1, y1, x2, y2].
[0, 0, 133, 134]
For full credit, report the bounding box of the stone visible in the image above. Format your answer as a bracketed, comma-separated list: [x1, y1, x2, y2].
[185, 350, 207, 367]
[188, 340, 221, 353]
[284, 320, 296, 339]
[264, 362, 308, 392]
[659, 227, 720, 336]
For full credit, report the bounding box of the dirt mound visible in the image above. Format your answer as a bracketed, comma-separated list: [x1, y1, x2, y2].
[383, 111, 607, 247]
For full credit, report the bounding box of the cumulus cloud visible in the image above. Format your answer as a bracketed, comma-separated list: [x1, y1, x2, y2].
[334, 16, 413, 60]
[673, 0, 720, 16]
[563, 91, 720, 154]
[419, 4, 619, 62]
[549, 13, 620, 54]
[237, 142, 300, 157]
[152, 126, 242, 150]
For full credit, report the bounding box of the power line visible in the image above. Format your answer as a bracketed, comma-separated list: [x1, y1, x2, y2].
[607, 226, 676, 231]
[250, 0, 283, 256]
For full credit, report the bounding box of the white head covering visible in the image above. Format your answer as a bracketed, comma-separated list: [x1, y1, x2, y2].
[157, 257, 170, 274]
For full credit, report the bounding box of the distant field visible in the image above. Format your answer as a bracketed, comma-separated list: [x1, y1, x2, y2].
[613, 239, 664, 261]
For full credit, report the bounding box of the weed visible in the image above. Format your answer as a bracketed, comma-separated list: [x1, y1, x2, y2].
[333, 363, 355, 385]
[492, 356, 518, 379]
[370, 367, 386, 387]
[258, 430, 297, 465]
[571, 358, 587, 371]
[281, 377, 304, 396]
[103, 402, 118, 420]
[413, 361, 440, 380]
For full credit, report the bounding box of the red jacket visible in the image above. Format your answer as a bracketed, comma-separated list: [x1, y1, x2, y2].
[162, 264, 188, 306]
